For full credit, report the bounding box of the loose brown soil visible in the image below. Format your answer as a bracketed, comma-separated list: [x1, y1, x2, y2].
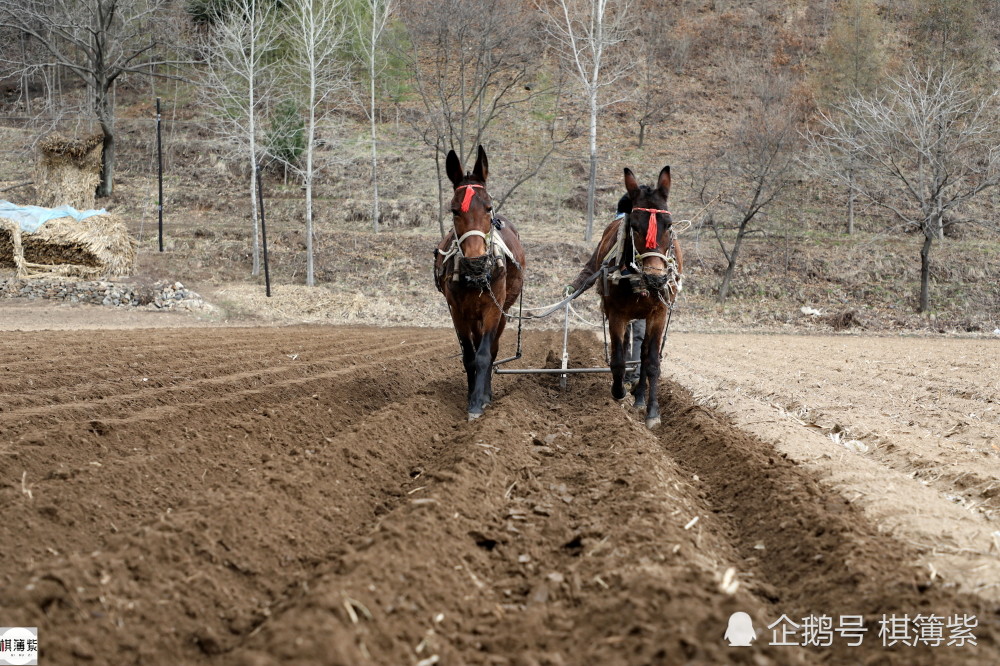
[1, 321, 998, 665]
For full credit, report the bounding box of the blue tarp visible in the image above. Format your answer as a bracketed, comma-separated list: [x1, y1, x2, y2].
[0, 199, 107, 233]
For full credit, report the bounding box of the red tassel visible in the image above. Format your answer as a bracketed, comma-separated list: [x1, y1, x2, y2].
[644, 211, 658, 249]
[633, 207, 670, 249]
[459, 184, 483, 212]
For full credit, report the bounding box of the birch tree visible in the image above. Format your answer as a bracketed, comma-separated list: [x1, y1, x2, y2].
[811, 65, 1000, 313]
[538, 0, 633, 241]
[0, 0, 180, 197]
[200, 0, 280, 276]
[282, 0, 350, 287]
[347, 0, 396, 233]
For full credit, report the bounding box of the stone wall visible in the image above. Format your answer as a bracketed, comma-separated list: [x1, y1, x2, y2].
[0, 278, 212, 311]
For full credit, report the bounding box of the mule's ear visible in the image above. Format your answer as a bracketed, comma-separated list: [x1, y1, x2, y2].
[472, 145, 489, 182]
[624, 168, 639, 199]
[657, 165, 671, 199]
[446, 150, 464, 188]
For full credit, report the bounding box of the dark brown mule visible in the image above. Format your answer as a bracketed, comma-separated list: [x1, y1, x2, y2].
[596, 166, 683, 428]
[434, 146, 526, 421]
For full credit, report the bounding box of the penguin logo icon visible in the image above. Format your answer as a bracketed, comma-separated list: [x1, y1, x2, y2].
[724, 612, 758, 647]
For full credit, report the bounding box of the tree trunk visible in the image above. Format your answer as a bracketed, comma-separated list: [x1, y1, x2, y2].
[249, 160, 260, 277]
[586, 151, 597, 242]
[370, 41, 380, 233]
[98, 124, 115, 198]
[847, 167, 855, 235]
[305, 90, 316, 287]
[248, 16, 260, 276]
[96, 86, 115, 198]
[435, 144, 445, 238]
[918, 231, 933, 313]
[20, 33, 31, 116]
[638, 121, 646, 149]
[585, 92, 598, 242]
[717, 225, 749, 303]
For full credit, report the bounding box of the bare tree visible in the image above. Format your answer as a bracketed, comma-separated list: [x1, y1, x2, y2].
[701, 72, 801, 304]
[630, 6, 679, 149]
[911, 0, 987, 70]
[282, 0, 350, 287]
[811, 65, 1000, 313]
[199, 0, 280, 276]
[0, 0, 181, 197]
[399, 0, 546, 235]
[347, 0, 396, 233]
[538, 0, 633, 241]
[815, 0, 886, 234]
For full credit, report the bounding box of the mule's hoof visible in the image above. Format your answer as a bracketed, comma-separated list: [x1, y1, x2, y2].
[645, 416, 661, 429]
[468, 411, 483, 422]
[633, 399, 646, 410]
[612, 387, 626, 401]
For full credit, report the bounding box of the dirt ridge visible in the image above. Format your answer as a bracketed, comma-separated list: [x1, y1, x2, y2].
[1, 326, 997, 665]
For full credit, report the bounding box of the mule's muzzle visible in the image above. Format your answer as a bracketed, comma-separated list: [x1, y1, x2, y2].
[629, 273, 649, 296]
[643, 272, 669, 292]
[459, 255, 493, 289]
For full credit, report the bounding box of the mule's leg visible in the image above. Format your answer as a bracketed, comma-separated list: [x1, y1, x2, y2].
[643, 309, 667, 429]
[486, 310, 508, 406]
[607, 311, 629, 401]
[468, 309, 501, 420]
[633, 319, 649, 410]
[459, 335, 477, 408]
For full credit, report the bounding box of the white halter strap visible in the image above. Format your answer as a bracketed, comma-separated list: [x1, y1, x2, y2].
[456, 229, 489, 249]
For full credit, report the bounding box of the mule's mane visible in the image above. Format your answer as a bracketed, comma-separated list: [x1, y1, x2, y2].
[633, 184, 664, 205]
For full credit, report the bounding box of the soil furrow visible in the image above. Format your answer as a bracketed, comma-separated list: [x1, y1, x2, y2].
[0, 331, 437, 409]
[0, 338, 450, 441]
[2, 326, 996, 666]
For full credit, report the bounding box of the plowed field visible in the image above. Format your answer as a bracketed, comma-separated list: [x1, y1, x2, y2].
[1, 325, 998, 665]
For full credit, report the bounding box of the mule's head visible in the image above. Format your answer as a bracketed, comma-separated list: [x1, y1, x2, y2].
[624, 165, 673, 285]
[446, 145, 494, 260]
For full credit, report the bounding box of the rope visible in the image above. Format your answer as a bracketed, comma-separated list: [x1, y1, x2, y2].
[496, 267, 605, 321]
[568, 301, 603, 328]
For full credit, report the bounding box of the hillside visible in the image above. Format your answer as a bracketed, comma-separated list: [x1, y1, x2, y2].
[0, 0, 998, 335]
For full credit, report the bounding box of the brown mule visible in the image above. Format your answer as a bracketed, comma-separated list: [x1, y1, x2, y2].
[434, 146, 526, 421]
[591, 166, 683, 428]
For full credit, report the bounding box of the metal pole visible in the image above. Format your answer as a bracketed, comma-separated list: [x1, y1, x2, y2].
[493, 287, 525, 368]
[560, 302, 570, 389]
[496, 367, 615, 375]
[156, 97, 164, 252]
[256, 165, 272, 297]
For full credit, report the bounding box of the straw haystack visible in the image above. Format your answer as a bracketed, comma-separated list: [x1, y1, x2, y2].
[35, 133, 104, 209]
[0, 213, 135, 278]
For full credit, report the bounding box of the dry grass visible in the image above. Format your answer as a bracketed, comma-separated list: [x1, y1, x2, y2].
[339, 197, 435, 229]
[0, 213, 135, 278]
[212, 283, 449, 327]
[35, 133, 103, 209]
